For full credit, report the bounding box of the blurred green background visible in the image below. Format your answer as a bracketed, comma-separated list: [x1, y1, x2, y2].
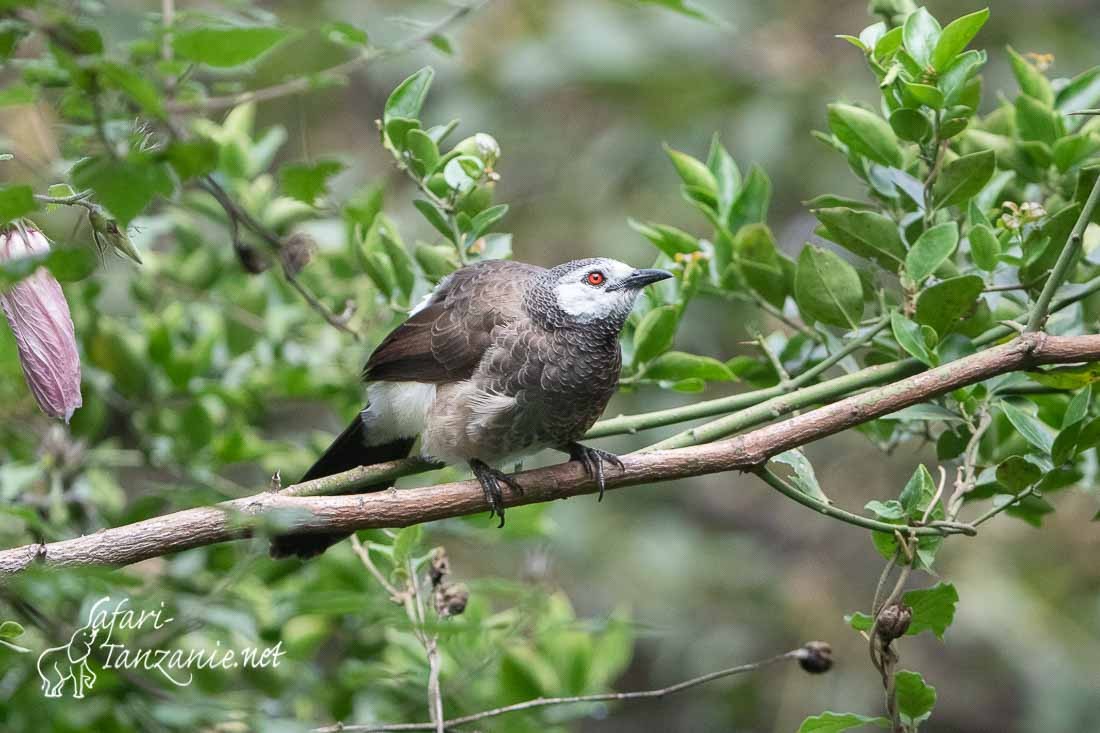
[2, 1, 1099, 731]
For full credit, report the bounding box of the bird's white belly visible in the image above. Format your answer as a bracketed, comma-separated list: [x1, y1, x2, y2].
[361, 379, 522, 465]
[361, 382, 436, 446]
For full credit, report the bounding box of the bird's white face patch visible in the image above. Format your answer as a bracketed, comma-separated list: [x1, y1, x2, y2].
[554, 259, 637, 322]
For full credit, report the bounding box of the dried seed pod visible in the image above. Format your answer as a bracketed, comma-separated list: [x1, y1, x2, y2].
[796, 640, 834, 674]
[280, 231, 317, 277]
[433, 583, 469, 618]
[875, 602, 913, 643]
[429, 547, 450, 587]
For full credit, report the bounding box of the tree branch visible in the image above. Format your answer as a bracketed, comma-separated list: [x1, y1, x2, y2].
[2, 333, 1098, 575]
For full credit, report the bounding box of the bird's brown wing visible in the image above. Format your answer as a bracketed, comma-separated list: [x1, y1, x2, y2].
[363, 260, 544, 383]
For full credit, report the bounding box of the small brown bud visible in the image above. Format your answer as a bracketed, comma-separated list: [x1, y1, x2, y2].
[280, 232, 316, 277]
[433, 583, 469, 618]
[797, 641, 833, 674]
[875, 603, 912, 643]
[234, 241, 269, 274]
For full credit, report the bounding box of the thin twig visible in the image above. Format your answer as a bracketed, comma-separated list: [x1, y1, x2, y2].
[969, 487, 1036, 527]
[312, 647, 812, 732]
[1026, 171, 1100, 331]
[349, 534, 404, 601]
[197, 177, 360, 339]
[165, 1, 490, 113]
[753, 467, 973, 538]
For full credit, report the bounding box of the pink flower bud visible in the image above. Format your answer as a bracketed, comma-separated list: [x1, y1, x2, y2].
[1, 226, 82, 422]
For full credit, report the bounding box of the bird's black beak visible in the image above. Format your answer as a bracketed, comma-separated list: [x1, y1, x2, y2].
[609, 268, 674, 291]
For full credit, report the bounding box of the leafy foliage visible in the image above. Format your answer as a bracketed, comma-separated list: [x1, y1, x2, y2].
[1, 1, 1099, 731]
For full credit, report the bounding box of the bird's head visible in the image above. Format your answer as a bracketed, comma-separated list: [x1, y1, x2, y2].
[531, 257, 672, 331]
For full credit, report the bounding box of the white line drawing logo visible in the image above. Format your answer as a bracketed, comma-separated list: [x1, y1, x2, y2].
[37, 621, 99, 698]
[36, 596, 285, 698]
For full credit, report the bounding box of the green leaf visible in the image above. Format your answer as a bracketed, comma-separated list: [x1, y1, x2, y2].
[161, 138, 219, 180]
[727, 164, 771, 233]
[814, 208, 906, 270]
[939, 49, 987, 106]
[1007, 46, 1054, 105]
[903, 582, 959, 638]
[933, 150, 995, 207]
[384, 67, 434, 123]
[968, 223, 1000, 271]
[773, 449, 830, 504]
[1052, 419, 1080, 465]
[873, 26, 903, 61]
[0, 244, 98, 287]
[903, 81, 943, 109]
[930, 8, 988, 71]
[905, 222, 958, 283]
[891, 312, 936, 366]
[1015, 94, 1063, 145]
[280, 160, 344, 205]
[392, 525, 422, 566]
[798, 712, 891, 733]
[898, 464, 937, 515]
[733, 223, 787, 307]
[1028, 363, 1100, 389]
[1053, 133, 1100, 172]
[1001, 400, 1055, 454]
[405, 128, 440, 176]
[645, 351, 734, 382]
[996, 456, 1042, 492]
[902, 7, 941, 67]
[865, 499, 906, 520]
[633, 305, 679, 363]
[914, 275, 983, 337]
[706, 134, 741, 219]
[99, 61, 164, 117]
[0, 620, 24, 639]
[794, 246, 863, 329]
[172, 26, 292, 67]
[828, 103, 903, 168]
[628, 219, 700, 258]
[413, 199, 455, 243]
[890, 108, 931, 143]
[895, 670, 936, 725]
[466, 204, 508, 242]
[663, 145, 717, 195]
[71, 155, 173, 226]
[414, 243, 459, 281]
[1064, 384, 1092, 427]
[1056, 65, 1100, 114]
[0, 184, 35, 225]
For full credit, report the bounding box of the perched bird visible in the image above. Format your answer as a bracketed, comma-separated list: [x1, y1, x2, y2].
[270, 257, 672, 559]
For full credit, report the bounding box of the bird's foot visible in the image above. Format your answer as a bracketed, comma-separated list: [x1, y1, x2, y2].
[469, 459, 524, 528]
[566, 443, 625, 502]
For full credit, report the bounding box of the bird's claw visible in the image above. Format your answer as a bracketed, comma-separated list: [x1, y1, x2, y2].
[567, 443, 625, 502]
[469, 459, 523, 528]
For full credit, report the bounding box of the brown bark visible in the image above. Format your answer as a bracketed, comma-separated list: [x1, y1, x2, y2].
[1, 333, 1095, 575]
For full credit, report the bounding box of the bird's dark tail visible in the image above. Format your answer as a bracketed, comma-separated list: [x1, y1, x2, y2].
[269, 414, 415, 560]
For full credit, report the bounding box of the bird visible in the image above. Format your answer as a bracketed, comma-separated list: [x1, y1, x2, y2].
[269, 257, 672, 559]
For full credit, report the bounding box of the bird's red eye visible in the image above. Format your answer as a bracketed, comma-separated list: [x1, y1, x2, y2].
[586, 271, 605, 286]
